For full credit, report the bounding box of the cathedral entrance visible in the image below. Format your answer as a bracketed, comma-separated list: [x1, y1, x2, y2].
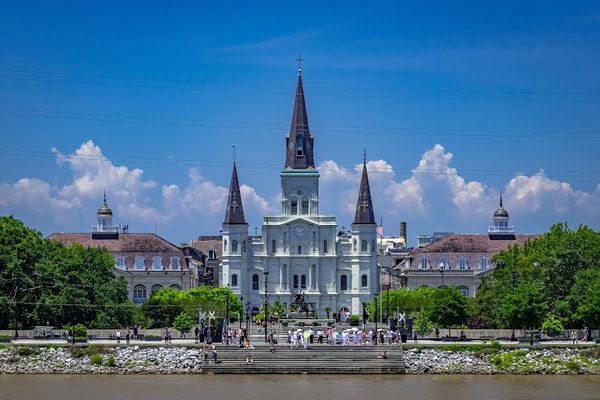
[339, 306, 350, 322]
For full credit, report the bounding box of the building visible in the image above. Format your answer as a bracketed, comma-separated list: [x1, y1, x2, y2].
[404, 196, 538, 297]
[219, 67, 378, 317]
[49, 193, 203, 303]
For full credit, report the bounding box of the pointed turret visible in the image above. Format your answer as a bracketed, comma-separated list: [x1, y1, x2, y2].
[224, 162, 246, 224]
[285, 69, 314, 169]
[353, 160, 375, 224]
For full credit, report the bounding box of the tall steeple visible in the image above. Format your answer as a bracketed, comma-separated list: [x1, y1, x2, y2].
[285, 65, 315, 169]
[353, 156, 375, 224]
[224, 162, 246, 224]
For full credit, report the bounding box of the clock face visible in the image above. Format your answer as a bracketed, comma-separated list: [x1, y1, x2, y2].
[293, 225, 306, 238]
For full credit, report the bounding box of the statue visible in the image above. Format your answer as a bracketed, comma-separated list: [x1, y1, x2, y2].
[293, 292, 309, 315]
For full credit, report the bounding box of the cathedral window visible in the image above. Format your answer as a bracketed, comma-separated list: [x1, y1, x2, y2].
[361, 274, 368, 288]
[293, 274, 299, 289]
[242, 240, 246, 253]
[479, 256, 489, 270]
[361, 240, 368, 252]
[340, 274, 348, 291]
[353, 240, 357, 252]
[323, 240, 328, 254]
[232, 240, 239, 252]
[297, 245, 302, 254]
[272, 240, 276, 254]
[296, 136, 304, 157]
[302, 200, 309, 214]
[231, 274, 238, 287]
[252, 274, 259, 291]
[291, 200, 298, 214]
[457, 256, 468, 270]
[208, 248, 216, 260]
[133, 284, 146, 304]
[151, 284, 162, 294]
[224, 240, 228, 253]
[170, 284, 182, 290]
[301, 274, 307, 289]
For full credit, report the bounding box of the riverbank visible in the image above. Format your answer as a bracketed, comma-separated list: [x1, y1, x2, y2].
[0, 344, 599, 375]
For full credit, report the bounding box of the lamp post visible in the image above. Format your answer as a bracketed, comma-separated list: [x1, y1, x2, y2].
[245, 301, 251, 334]
[239, 296, 243, 330]
[439, 262, 445, 287]
[374, 296, 378, 344]
[225, 284, 230, 345]
[263, 271, 269, 343]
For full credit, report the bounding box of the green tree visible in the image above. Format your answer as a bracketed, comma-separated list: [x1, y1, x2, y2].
[541, 314, 565, 337]
[500, 282, 547, 344]
[426, 287, 468, 336]
[413, 312, 433, 338]
[173, 311, 195, 333]
[142, 287, 186, 328]
[574, 276, 600, 332]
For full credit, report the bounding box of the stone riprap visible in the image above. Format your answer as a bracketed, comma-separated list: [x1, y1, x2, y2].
[0, 345, 599, 374]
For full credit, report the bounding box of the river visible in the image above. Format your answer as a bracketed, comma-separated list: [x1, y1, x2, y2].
[1, 375, 599, 400]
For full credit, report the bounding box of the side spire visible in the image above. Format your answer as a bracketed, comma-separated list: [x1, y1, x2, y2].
[285, 64, 314, 169]
[353, 157, 375, 224]
[224, 162, 246, 225]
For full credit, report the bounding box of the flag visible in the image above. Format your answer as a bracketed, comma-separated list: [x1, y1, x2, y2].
[377, 225, 384, 236]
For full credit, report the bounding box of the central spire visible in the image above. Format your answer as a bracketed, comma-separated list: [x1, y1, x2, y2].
[353, 157, 375, 225]
[285, 66, 314, 169]
[224, 162, 246, 225]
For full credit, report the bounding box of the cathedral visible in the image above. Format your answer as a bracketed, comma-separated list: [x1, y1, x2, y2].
[220, 68, 378, 318]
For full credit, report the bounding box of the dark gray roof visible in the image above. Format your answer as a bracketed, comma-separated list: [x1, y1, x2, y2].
[353, 162, 375, 224]
[285, 71, 315, 169]
[223, 162, 246, 225]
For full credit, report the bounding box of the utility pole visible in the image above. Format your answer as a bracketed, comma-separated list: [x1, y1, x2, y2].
[263, 271, 269, 343]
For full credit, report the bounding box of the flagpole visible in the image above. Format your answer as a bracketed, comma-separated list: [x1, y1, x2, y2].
[379, 217, 383, 325]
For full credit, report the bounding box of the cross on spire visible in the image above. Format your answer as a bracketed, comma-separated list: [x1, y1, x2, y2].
[360, 191, 369, 212]
[296, 54, 304, 74]
[232, 144, 236, 163]
[363, 146, 367, 164]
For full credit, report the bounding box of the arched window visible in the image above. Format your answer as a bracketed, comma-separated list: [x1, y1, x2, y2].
[479, 256, 489, 270]
[361, 274, 368, 288]
[170, 284, 182, 290]
[301, 274, 307, 289]
[457, 256, 468, 270]
[272, 240, 276, 254]
[340, 274, 348, 291]
[169, 257, 180, 270]
[361, 240, 368, 252]
[296, 135, 304, 157]
[323, 240, 328, 254]
[232, 240, 239, 252]
[151, 284, 162, 294]
[438, 256, 449, 270]
[242, 240, 246, 253]
[231, 274, 238, 287]
[152, 256, 163, 270]
[419, 256, 430, 270]
[293, 274, 299, 289]
[297, 245, 302, 254]
[208, 248, 216, 259]
[459, 286, 470, 296]
[353, 240, 357, 251]
[133, 284, 146, 304]
[224, 240, 228, 252]
[252, 274, 259, 291]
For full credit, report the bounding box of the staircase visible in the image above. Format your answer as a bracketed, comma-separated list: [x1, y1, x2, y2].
[200, 345, 406, 374]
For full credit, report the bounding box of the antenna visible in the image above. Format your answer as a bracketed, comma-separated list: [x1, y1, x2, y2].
[296, 54, 304, 74]
[363, 147, 367, 164]
[232, 144, 236, 164]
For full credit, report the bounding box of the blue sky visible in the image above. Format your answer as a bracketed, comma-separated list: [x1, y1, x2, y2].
[1, 1, 600, 246]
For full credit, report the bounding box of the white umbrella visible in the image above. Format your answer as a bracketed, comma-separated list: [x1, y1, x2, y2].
[350, 327, 359, 332]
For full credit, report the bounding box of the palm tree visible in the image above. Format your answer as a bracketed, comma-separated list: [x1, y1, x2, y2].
[324, 306, 332, 320]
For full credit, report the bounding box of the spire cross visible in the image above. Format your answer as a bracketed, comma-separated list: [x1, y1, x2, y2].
[360, 191, 369, 212]
[232, 144, 236, 163]
[296, 54, 304, 72]
[231, 192, 239, 213]
[363, 146, 367, 164]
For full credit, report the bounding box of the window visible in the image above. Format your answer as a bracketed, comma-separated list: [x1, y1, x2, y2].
[224, 240, 228, 252]
[283, 232, 287, 252]
[297, 245, 302, 254]
[115, 256, 125, 269]
[459, 286, 469, 296]
[419, 256, 430, 270]
[291, 200, 298, 214]
[361, 274, 368, 288]
[301, 274, 307, 289]
[170, 257, 180, 270]
[152, 256, 163, 270]
[340, 274, 348, 291]
[457, 256, 468, 270]
[296, 135, 304, 157]
[361, 240, 368, 252]
[293, 274, 299, 289]
[353, 240, 357, 251]
[302, 200, 309, 214]
[438, 256, 449, 270]
[479, 256, 489, 270]
[232, 240, 239, 252]
[272, 240, 276, 254]
[231, 274, 238, 287]
[170, 284, 181, 290]
[242, 240, 246, 253]
[323, 240, 328, 254]
[208, 248, 216, 260]
[151, 284, 162, 293]
[252, 274, 259, 291]
[135, 256, 145, 270]
[133, 284, 146, 304]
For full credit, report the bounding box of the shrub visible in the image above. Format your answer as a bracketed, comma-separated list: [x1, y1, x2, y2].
[312, 321, 319, 327]
[73, 323, 88, 337]
[70, 347, 85, 358]
[541, 314, 564, 337]
[348, 315, 360, 326]
[90, 354, 103, 365]
[105, 355, 116, 367]
[16, 346, 36, 356]
[490, 338, 501, 352]
[566, 358, 581, 371]
[85, 344, 101, 356]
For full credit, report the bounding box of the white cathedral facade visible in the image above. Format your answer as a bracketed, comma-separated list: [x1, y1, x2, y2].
[220, 69, 378, 318]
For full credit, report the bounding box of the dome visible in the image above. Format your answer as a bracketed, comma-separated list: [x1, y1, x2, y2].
[493, 207, 508, 218]
[97, 203, 113, 216]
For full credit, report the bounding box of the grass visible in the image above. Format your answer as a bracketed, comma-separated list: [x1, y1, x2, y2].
[90, 353, 103, 365]
[105, 355, 116, 367]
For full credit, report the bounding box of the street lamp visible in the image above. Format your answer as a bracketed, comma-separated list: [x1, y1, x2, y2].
[239, 296, 243, 330]
[225, 284, 230, 345]
[439, 261, 445, 287]
[245, 301, 251, 334]
[263, 271, 269, 343]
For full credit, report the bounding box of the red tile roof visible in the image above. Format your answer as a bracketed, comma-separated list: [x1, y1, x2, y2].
[47, 232, 182, 253]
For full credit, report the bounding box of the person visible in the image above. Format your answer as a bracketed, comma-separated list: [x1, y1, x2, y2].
[413, 333, 418, 343]
[435, 327, 440, 338]
[460, 330, 467, 341]
[194, 326, 200, 344]
[126, 329, 130, 345]
[212, 349, 220, 364]
[133, 325, 139, 340]
[571, 331, 577, 345]
[377, 351, 388, 359]
[246, 354, 253, 364]
[167, 327, 173, 344]
[115, 330, 121, 344]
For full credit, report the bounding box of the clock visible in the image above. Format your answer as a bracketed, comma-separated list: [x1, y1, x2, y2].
[293, 225, 306, 238]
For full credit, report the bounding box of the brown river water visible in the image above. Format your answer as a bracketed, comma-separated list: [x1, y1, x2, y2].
[1, 375, 599, 400]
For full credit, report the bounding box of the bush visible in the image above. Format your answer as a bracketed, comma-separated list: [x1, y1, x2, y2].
[312, 321, 319, 327]
[490, 338, 501, 352]
[90, 353, 103, 365]
[16, 346, 37, 356]
[105, 355, 116, 367]
[541, 314, 564, 337]
[85, 344, 101, 356]
[348, 315, 360, 326]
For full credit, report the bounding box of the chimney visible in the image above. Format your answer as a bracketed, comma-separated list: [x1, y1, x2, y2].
[400, 222, 407, 246]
